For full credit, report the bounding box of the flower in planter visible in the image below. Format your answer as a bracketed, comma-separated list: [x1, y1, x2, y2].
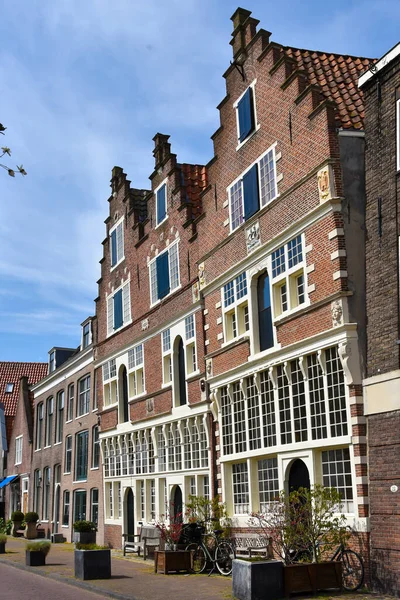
[155, 511, 183, 548]
[26, 540, 51, 556]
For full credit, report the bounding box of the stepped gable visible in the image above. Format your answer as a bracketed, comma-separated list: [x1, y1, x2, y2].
[179, 163, 208, 219]
[284, 47, 375, 129]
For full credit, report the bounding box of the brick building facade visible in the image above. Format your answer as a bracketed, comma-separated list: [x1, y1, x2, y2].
[29, 319, 103, 543]
[94, 7, 372, 556]
[360, 43, 400, 595]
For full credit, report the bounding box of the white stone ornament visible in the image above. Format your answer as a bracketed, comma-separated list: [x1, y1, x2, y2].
[246, 220, 261, 253]
[317, 164, 336, 202]
[331, 299, 343, 327]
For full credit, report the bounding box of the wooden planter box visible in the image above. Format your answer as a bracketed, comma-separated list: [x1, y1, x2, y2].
[154, 550, 192, 574]
[284, 561, 342, 595]
[0, 542, 6, 554]
[74, 549, 111, 580]
[26, 550, 46, 566]
[232, 559, 284, 600]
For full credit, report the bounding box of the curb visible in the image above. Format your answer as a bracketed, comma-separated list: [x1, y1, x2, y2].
[0, 556, 141, 600]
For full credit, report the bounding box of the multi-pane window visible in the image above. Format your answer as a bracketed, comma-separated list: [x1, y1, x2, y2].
[43, 467, 51, 520]
[128, 343, 145, 397]
[322, 448, 353, 513]
[140, 481, 145, 520]
[271, 235, 307, 317]
[63, 490, 70, 526]
[65, 435, 72, 473]
[158, 428, 166, 472]
[117, 481, 122, 518]
[77, 375, 90, 416]
[91, 488, 99, 525]
[92, 425, 100, 468]
[103, 359, 118, 406]
[162, 329, 172, 384]
[220, 347, 348, 456]
[110, 218, 124, 268]
[222, 271, 249, 342]
[203, 475, 210, 499]
[55, 390, 64, 443]
[34, 469, 41, 513]
[156, 181, 167, 225]
[258, 457, 279, 511]
[185, 315, 197, 375]
[15, 436, 23, 465]
[107, 482, 113, 519]
[236, 85, 256, 144]
[229, 146, 277, 231]
[45, 397, 53, 447]
[82, 322, 91, 348]
[67, 384, 74, 422]
[107, 281, 131, 335]
[232, 463, 249, 514]
[75, 430, 89, 481]
[190, 476, 196, 496]
[199, 421, 208, 468]
[150, 479, 156, 519]
[149, 242, 180, 304]
[35, 403, 43, 450]
[49, 351, 55, 373]
[183, 423, 191, 469]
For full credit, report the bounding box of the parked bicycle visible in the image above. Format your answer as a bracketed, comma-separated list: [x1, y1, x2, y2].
[184, 523, 235, 576]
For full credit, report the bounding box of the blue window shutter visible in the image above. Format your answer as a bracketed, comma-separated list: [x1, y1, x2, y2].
[111, 230, 117, 266]
[156, 252, 170, 299]
[258, 273, 274, 351]
[243, 164, 259, 221]
[113, 289, 123, 330]
[238, 88, 254, 142]
[157, 184, 166, 224]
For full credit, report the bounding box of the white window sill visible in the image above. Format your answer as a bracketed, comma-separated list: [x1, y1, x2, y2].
[110, 256, 125, 273]
[92, 408, 98, 412]
[54, 441, 62, 446]
[66, 419, 73, 424]
[107, 319, 132, 338]
[128, 391, 147, 402]
[73, 480, 88, 484]
[75, 413, 90, 419]
[221, 333, 249, 349]
[62, 525, 69, 528]
[155, 215, 168, 230]
[90, 467, 99, 471]
[235, 123, 260, 152]
[161, 382, 172, 388]
[186, 370, 200, 381]
[273, 301, 310, 324]
[63, 472, 71, 476]
[150, 284, 182, 309]
[44, 445, 51, 449]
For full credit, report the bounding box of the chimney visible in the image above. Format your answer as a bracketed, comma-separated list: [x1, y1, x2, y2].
[230, 7, 259, 60]
[153, 133, 171, 169]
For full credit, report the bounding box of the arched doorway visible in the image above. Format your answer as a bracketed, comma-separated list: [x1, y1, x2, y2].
[288, 459, 310, 492]
[126, 488, 134, 536]
[172, 485, 183, 522]
[119, 365, 129, 423]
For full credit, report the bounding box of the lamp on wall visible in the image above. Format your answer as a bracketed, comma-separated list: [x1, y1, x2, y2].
[231, 50, 246, 81]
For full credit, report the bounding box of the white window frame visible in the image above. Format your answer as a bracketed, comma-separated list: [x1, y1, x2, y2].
[221, 271, 249, 344]
[128, 343, 146, 398]
[228, 143, 278, 233]
[155, 178, 168, 227]
[233, 79, 260, 151]
[81, 321, 91, 349]
[15, 435, 23, 465]
[77, 375, 90, 417]
[161, 328, 172, 386]
[148, 240, 181, 307]
[271, 233, 309, 320]
[185, 314, 198, 377]
[109, 216, 124, 271]
[103, 359, 118, 407]
[106, 279, 132, 337]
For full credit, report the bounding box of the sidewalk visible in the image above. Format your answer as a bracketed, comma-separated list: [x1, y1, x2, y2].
[0, 537, 394, 600]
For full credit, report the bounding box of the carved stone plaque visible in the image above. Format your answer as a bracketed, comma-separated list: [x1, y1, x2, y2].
[246, 220, 261, 253]
[317, 165, 336, 202]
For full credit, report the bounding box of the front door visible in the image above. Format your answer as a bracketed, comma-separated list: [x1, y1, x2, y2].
[288, 459, 310, 492]
[127, 488, 134, 535]
[172, 486, 183, 522]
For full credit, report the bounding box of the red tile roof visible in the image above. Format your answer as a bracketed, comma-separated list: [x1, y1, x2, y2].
[285, 47, 375, 129]
[0, 361, 48, 417]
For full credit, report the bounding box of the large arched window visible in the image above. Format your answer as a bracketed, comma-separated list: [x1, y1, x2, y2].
[257, 272, 273, 351]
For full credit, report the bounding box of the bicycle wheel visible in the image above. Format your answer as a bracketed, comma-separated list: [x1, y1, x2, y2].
[215, 540, 235, 576]
[186, 542, 207, 574]
[340, 549, 364, 591]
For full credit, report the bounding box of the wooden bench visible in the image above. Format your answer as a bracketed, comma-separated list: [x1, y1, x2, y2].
[232, 534, 273, 558]
[123, 525, 161, 560]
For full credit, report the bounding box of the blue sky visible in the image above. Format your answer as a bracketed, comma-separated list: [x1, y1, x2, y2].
[1, 0, 399, 363]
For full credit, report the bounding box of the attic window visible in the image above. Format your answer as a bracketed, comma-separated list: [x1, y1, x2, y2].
[5, 383, 14, 393]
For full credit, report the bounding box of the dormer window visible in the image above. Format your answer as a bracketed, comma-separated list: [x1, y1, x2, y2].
[49, 351, 55, 373]
[234, 81, 258, 149]
[155, 180, 167, 226]
[5, 383, 14, 393]
[82, 322, 91, 349]
[110, 217, 124, 269]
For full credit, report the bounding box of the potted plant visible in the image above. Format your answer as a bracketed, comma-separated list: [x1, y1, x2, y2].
[248, 485, 344, 597]
[11, 510, 24, 537]
[74, 543, 111, 580]
[0, 533, 7, 554]
[72, 520, 97, 544]
[155, 511, 183, 551]
[24, 512, 39, 539]
[25, 540, 51, 566]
